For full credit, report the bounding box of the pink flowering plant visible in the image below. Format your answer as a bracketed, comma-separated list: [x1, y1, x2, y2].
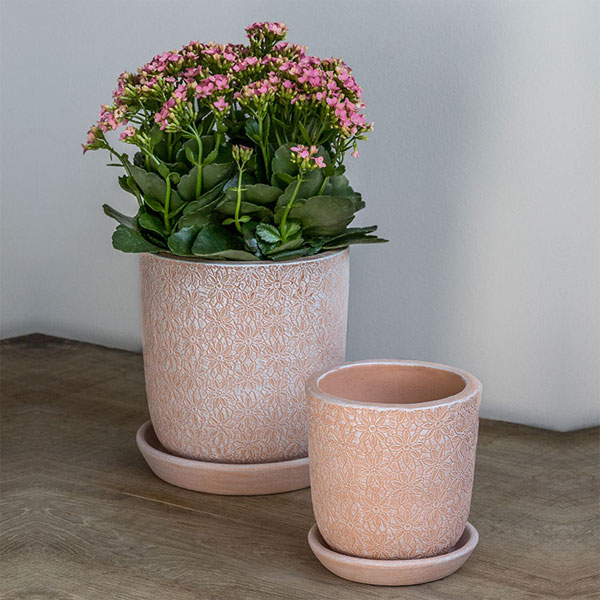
[84, 22, 386, 260]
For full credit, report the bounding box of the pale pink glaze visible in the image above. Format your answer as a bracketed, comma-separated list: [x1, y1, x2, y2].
[140, 250, 349, 464]
[307, 360, 481, 560]
[307, 522, 479, 585]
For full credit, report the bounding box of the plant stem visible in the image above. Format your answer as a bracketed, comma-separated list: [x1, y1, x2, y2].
[258, 116, 271, 181]
[166, 133, 173, 162]
[105, 144, 142, 207]
[164, 176, 172, 233]
[317, 175, 330, 196]
[279, 175, 303, 242]
[234, 167, 244, 233]
[194, 134, 203, 198]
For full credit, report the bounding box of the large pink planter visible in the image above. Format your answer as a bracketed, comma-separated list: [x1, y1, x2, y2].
[307, 360, 482, 560]
[140, 250, 349, 464]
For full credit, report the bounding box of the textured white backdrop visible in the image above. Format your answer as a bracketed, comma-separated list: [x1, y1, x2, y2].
[1, 0, 598, 430]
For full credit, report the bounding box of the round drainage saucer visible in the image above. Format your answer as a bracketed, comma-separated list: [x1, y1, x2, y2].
[136, 421, 310, 496]
[308, 522, 478, 586]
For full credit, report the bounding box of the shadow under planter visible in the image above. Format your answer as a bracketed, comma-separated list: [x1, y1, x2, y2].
[306, 359, 482, 584]
[137, 249, 349, 495]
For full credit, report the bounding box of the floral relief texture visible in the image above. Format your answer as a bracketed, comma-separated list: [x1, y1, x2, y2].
[140, 250, 349, 464]
[308, 390, 480, 559]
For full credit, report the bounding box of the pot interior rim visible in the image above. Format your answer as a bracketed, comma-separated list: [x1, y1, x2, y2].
[307, 359, 481, 410]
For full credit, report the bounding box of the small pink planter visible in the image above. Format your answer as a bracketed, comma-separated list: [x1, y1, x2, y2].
[140, 249, 349, 465]
[307, 360, 482, 560]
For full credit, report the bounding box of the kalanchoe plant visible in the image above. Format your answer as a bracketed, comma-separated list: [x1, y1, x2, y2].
[84, 22, 387, 261]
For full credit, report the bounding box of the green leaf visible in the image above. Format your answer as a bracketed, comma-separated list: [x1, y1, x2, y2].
[265, 237, 304, 255]
[202, 162, 233, 192]
[222, 216, 251, 225]
[129, 165, 170, 205]
[242, 221, 261, 256]
[155, 162, 170, 179]
[256, 223, 282, 243]
[167, 226, 199, 256]
[201, 135, 216, 157]
[288, 196, 356, 236]
[177, 209, 214, 229]
[269, 246, 321, 261]
[182, 183, 224, 214]
[194, 249, 259, 261]
[103, 204, 136, 229]
[245, 184, 283, 206]
[223, 172, 256, 192]
[322, 235, 388, 249]
[223, 183, 282, 207]
[143, 196, 164, 213]
[137, 210, 166, 236]
[191, 225, 243, 256]
[169, 189, 184, 213]
[271, 142, 330, 183]
[215, 143, 233, 164]
[166, 161, 189, 175]
[297, 121, 311, 145]
[270, 143, 297, 186]
[283, 220, 302, 239]
[317, 226, 388, 249]
[149, 124, 164, 146]
[117, 175, 138, 197]
[177, 166, 199, 202]
[273, 172, 294, 186]
[183, 139, 198, 164]
[245, 119, 262, 144]
[351, 192, 366, 212]
[111, 225, 162, 253]
[325, 226, 378, 241]
[153, 139, 170, 162]
[217, 197, 273, 221]
[322, 175, 355, 199]
[203, 145, 220, 165]
[276, 170, 323, 209]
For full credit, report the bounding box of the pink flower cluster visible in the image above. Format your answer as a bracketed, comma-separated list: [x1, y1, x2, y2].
[195, 74, 229, 98]
[83, 22, 372, 155]
[246, 21, 287, 36]
[154, 97, 177, 129]
[245, 21, 288, 48]
[291, 145, 326, 170]
[119, 125, 136, 142]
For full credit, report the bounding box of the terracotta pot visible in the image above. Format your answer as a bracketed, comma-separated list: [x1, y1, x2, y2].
[307, 360, 481, 560]
[140, 249, 349, 464]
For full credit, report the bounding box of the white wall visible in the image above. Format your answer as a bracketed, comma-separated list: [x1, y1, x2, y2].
[1, 0, 598, 430]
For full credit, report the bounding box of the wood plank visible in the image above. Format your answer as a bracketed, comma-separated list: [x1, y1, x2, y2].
[1, 334, 598, 599]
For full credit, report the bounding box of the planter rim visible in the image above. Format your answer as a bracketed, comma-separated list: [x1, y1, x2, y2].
[143, 247, 348, 267]
[306, 359, 482, 411]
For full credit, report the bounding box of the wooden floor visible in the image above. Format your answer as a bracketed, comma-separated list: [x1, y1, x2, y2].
[0, 335, 598, 599]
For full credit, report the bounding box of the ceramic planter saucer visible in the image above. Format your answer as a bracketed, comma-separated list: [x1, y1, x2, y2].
[136, 421, 310, 495]
[307, 522, 479, 586]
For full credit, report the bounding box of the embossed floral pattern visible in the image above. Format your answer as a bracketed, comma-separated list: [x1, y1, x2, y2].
[307, 363, 481, 560]
[141, 250, 349, 464]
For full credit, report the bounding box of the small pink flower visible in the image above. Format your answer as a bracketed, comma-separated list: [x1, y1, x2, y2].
[351, 150, 360, 158]
[119, 126, 135, 141]
[213, 96, 229, 112]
